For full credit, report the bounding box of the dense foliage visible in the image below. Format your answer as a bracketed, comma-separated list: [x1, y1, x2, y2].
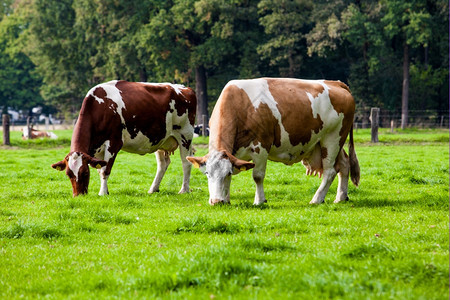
[0, 0, 448, 122]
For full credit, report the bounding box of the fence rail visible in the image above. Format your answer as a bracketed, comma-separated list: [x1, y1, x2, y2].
[354, 109, 449, 129]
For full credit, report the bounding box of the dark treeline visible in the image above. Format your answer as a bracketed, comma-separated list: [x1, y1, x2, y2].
[0, 0, 448, 126]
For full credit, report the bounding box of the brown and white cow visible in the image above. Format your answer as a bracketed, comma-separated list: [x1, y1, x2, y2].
[187, 78, 359, 205]
[52, 80, 196, 197]
[22, 127, 58, 140]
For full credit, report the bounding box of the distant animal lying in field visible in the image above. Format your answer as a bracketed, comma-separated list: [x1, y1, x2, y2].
[187, 78, 360, 205]
[52, 80, 197, 197]
[22, 127, 58, 140]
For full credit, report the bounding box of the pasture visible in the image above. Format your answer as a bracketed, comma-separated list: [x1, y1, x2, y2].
[0, 129, 448, 299]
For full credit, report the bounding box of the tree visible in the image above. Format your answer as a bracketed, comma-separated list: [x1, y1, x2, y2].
[382, 0, 434, 128]
[72, 0, 151, 82]
[25, 0, 93, 115]
[257, 0, 313, 77]
[0, 2, 44, 115]
[137, 0, 251, 123]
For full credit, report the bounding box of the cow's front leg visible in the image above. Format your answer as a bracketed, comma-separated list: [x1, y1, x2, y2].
[252, 159, 268, 205]
[98, 168, 109, 195]
[149, 150, 170, 194]
[178, 143, 193, 194]
[95, 141, 118, 196]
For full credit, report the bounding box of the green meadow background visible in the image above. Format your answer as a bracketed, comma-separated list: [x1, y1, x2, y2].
[0, 129, 448, 299]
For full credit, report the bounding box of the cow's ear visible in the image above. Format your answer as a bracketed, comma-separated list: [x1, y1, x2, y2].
[186, 156, 207, 169]
[52, 160, 67, 171]
[88, 157, 107, 169]
[228, 154, 255, 172]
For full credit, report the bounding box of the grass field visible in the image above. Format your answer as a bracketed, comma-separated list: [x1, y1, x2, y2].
[0, 129, 448, 299]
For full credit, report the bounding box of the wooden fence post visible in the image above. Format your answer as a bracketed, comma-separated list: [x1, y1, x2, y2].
[2, 114, 10, 146]
[370, 107, 379, 143]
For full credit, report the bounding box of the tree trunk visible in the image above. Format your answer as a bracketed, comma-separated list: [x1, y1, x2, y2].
[139, 66, 147, 82]
[401, 43, 409, 129]
[195, 65, 208, 124]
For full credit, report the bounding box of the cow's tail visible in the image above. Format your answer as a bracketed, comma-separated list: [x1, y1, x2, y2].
[349, 124, 360, 186]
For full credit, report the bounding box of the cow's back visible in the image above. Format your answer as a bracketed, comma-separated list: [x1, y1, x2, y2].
[77, 80, 196, 155]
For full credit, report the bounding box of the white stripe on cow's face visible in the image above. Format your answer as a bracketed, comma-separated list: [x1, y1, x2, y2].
[204, 150, 233, 203]
[68, 152, 83, 182]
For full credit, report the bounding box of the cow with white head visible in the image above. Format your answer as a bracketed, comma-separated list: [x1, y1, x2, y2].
[187, 78, 360, 205]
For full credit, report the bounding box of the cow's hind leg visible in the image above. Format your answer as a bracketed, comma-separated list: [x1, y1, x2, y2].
[309, 140, 340, 204]
[178, 142, 193, 194]
[334, 149, 350, 203]
[252, 151, 268, 205]
[149, 150, 170, 194]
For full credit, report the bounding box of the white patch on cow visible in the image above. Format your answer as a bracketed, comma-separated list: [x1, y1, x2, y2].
[141, 82, 188, 96]
[68, 152, 83, 182]
[87, 86, 104, 104]
[22, 127, 29, 139]
[87, 80, 126, 122]
[304, 80, 331, 118]
[102, 140, 113, 161]
[303, 80, 344, 164]
[48, 132, 58, 139]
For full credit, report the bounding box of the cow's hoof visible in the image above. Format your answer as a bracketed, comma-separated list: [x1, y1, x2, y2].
[253, 199, 267, 206]
[209, 199, 229, 206]
[309, 199, 324, 205]
[334, 196, 349, 203]
[148, 188, 159, 194]
[178, 189, 190, 194]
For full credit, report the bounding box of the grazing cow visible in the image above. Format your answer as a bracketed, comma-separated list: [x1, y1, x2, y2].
[52, 80, 196, 197]
[187, 78, 360, 205]
[22, 127, 58, 140]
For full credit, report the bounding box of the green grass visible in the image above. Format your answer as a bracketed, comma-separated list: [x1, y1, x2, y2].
[0, 129, 448, 299]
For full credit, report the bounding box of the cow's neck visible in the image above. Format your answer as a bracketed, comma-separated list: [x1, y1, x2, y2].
[209, 117, 238, 154]
[70, 114, 93, 154]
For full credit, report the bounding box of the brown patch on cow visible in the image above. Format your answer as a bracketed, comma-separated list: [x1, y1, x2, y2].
[321, 147, 328, 159]
[181, 134, 192, 150]
[265, 78, 324, 146]
[93, 86, 107, 100]
[229, 85, 281, 153]
[210, 84, 281, 154]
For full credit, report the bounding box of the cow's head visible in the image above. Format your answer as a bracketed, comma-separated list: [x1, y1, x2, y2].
[52, 152, 107, 197]
[187, 150, 254, 205]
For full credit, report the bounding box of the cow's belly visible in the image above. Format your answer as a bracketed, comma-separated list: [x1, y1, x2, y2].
[122, 130, 177, 155]
[268, 142, 316, 165]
